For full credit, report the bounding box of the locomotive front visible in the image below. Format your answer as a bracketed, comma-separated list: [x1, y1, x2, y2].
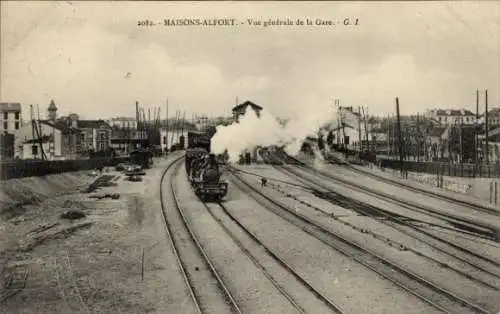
[193, 153, 228, 201]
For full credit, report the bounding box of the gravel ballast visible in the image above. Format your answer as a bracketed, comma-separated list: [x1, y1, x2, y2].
[173, 164, 302, 314]
[236, 168, 500, 313]
[227, 171, 444, 314]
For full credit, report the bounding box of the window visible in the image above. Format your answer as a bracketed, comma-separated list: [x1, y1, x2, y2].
[15, 122, 19, 129]
[3, 112, 8, 120]
[3, 121, 7, 130]
[14, 112, 19, 120]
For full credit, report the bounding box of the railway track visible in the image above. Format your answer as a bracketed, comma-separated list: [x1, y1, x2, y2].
[228, 168, 494, 314]
[342, 160, 500, 216]
[279, 153, 500, 242]
[252, 172, 500, 291]
[268, 155, 500, 283]
[278, 149, 500, 217]
[276, 164, 500, 266]
[202, 201, 346, 314]
[231, 163, 500, 286]
[159, 156, 241, 314]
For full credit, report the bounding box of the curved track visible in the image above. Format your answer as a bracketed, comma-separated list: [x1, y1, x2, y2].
[254, 172, 500, 291]
[342, 160, 500, 216]
[275, 164, 500, 269]
[160, 156, 242, 314]
[228, 168, 493, 314]
[278, 152, 500, 242]
[202, 201, 346, 314]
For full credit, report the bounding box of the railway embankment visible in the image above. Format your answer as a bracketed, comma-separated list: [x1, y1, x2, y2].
[0, 154, 188, 313]
[0, 170, 96, 217]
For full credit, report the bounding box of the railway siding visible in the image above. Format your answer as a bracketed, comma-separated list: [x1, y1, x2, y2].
[312, 163, 500, 226]
[161, 159, 232, 314]
[228, 172, 446, 314]
[173, 164, 301, 314]
[236, 170, 500, 310]
[285, 165, 500, 241]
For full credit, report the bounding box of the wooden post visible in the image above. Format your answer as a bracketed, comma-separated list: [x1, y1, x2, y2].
[490, 182, 493, 204]
[475, 90, 479, 171]
[386, 113, 390, 157]
[358, 106, 363, 155]
[485, 89, 489, 164]
[396, 98, 404, 175]
[495, 181, 498, 204]
[166, 99, 169, 153]
[416, 113, 420, 162]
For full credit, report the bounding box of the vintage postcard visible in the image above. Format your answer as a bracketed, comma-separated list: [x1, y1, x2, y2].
[1, 1, 499, 313]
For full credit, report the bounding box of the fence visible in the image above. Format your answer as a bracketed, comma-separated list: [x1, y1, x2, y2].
[1, 157, 129, 180]
[376, 158, 500, 178]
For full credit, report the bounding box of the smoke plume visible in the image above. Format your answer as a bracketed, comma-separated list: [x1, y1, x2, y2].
[211, 107, 338, 162]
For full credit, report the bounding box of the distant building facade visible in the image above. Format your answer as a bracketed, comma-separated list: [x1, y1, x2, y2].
[108, 117, 138, 129]
[0, 102, 22, 134]
[15, 119, 80, 160]
[425, 109, 476, 125]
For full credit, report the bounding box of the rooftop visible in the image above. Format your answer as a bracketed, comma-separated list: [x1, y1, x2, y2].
[0, 102, 22, 112]
[232, 100, 263, 112]
[428, 109, 475, 116]
[109, 117, 137, 121]
[40, 120, 81, 134]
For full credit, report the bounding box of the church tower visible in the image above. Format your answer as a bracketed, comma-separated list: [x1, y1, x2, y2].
[48, 100, 57, 121]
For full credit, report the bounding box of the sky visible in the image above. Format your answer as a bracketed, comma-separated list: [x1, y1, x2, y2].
[1, 1, 499, 121]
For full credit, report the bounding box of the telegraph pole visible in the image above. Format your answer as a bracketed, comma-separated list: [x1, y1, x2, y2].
[476, 90, 479, 165]
[358, 106, 363, 154]
[485, 89, 489, 164]
[416, 113, 420, 161]
[386, 113, 390, 157]
[362, 106, 369, 153]
[396, 97, 404, 175]
[165, 99, 169, 154]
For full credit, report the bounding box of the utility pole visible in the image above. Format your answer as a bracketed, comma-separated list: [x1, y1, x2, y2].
[416, 113, 420, 161]
[30, 105, 37, 159]
[36, 105, 47, 161]
[165, 99, 169, 153]
[459, 116, 463, 163]
[135, 101, 140, 147]
[335, 105, 341, 146]
[358, 106, 363, 155]
[362, 106, 369, 153]
[485, 89, 489, 164]
[476, 90, 479, 165]
[396, 97, 404, 175]
[386, 113, 390, 157]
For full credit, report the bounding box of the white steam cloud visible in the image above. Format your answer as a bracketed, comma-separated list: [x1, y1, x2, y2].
[211, 107, 338, 162]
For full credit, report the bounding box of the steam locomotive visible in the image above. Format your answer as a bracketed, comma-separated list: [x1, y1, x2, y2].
[186, 131, 228, 201]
